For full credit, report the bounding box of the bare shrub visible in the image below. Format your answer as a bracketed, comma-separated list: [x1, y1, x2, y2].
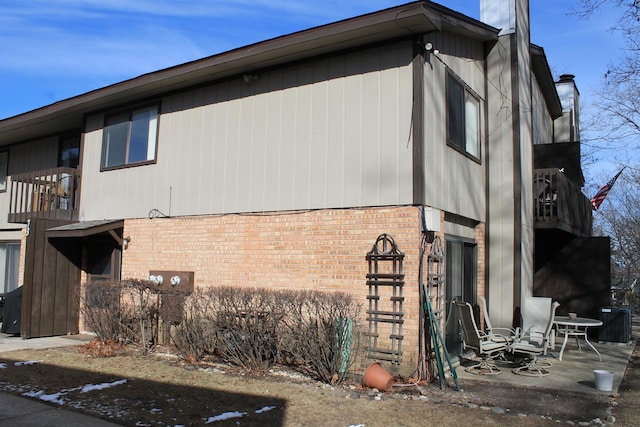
[278, 290, 361, 384]
[82, 279, 160, 350]
[171, 288, 219, 362]
[212, 286, 282, 373]
[167, 286, 361, 382]
[81, 281, 126, 343]
[119, 279, 160, 353]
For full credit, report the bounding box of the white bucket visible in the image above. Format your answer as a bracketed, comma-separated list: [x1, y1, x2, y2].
[593, 369, 614, 391]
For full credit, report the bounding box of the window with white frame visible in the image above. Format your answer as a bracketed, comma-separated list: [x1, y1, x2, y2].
[446, 72, 480, 159]
[0, 242, 20, 295]
[101, 105, 158, 169]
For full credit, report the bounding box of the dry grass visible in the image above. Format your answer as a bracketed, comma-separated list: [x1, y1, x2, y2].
[0, 340, 618, 427]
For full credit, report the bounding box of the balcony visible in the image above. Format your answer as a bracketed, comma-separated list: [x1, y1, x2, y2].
[534, 168, 593, 236]
[9, 167, 80, 223]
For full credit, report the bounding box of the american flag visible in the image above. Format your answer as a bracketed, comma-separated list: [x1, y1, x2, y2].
[590, 168, 625, 210]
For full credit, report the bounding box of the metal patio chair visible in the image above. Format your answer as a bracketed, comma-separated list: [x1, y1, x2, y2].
[478, 296, 519, 345]
[455, 300, 509, 375]
[509, 301, 560, 376]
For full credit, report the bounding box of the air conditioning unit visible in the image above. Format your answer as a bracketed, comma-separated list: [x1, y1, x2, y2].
[599, 307, 633, 343]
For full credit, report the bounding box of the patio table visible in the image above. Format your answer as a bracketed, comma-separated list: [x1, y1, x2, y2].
[553, 316, 603, 361]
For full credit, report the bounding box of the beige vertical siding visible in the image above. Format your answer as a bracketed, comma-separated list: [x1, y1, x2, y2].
[516, 0, 535, 305]
[485, 0, 536, 328]
[0, 137, 58, 230]
[532, 78, 554, 146]
[422, 32, 486, 222]
[8, 136, 59, 175]
[80, 42, 415, 220]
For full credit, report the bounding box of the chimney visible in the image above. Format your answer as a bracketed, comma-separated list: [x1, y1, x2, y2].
[554, 74, 580, 142]
[480, 0, 516, 35]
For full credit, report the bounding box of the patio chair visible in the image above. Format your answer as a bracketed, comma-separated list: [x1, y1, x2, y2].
[478, 296, 519, 344]
[455, 300, 509, 375]
[509, 301, 560, 377]
[521, 297, 558, 355]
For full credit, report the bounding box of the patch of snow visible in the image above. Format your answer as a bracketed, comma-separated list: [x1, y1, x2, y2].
[0, 363, 6, 369]
[204, 411, 247, 423]
[23, 390, 67, 405]
[255, 405, 277, 414]
[348, 424, 366, 427]
[81, 379, 128, 393]
[15, 360, 41, 366]
[20, 378, 128, 406]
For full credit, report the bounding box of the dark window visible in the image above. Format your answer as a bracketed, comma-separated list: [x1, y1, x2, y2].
[0, 151, 7, 192]
[102, 105, 158, 169]
[59, 135, 80, 168]
[447, 73, 480, 159]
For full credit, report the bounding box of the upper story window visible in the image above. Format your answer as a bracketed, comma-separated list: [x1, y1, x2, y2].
[446, 72, 480, 160]
[0, 151, 7, 192]
[59, 134, 80, 169]
[101, 105, 158, 169]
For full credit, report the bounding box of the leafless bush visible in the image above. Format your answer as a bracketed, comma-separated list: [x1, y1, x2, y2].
[169, 286, 361, 382]
[212, 286, 282, 373]
[81, 281, 125, 343]
[119, 279, 160, 353]
[278, 290, 361, 384]
[171, 286, 282, 372]
[171, 288, 219, 362]
[81, 279, 160, 350]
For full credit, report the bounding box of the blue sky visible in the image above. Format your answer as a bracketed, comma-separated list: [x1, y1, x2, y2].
[0, 0, 623, 120]
[0, 0, 623, 119]
[0, 0, 625, 182]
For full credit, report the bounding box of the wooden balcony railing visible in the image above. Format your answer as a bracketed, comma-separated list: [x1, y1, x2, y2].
[8, 167, 80, 223]
[534, 168, 593, 236]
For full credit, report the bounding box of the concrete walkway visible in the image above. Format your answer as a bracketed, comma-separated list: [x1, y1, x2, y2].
[0, 391, 122, 426]
[0, 332, 122, 426]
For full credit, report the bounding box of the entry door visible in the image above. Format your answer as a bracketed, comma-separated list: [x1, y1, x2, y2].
[86, 233, 121, 284]
[444, 239, 477, 356]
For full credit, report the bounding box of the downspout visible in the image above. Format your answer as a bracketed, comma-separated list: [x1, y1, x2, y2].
[483, 41, 491, 313]
[509, 33, 523, 317]
[412, 37, 425, 206]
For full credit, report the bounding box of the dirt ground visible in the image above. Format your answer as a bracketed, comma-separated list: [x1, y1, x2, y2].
[1, 340, 639, 427]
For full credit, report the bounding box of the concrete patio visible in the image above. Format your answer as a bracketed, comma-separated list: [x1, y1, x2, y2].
[455, 321, 638, 396]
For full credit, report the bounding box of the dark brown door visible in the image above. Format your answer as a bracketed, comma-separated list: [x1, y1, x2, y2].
[21, 218, 81, 338]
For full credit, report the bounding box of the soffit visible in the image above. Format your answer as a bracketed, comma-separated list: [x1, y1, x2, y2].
[531, 44, 563, 119]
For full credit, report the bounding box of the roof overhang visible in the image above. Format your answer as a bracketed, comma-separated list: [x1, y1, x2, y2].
[46, 219, 124, 239]
[0, 1, 498, 146]
[531, 44, 563, 119]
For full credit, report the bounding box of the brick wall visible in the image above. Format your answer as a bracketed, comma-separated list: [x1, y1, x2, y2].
[122, 205, 423, 373]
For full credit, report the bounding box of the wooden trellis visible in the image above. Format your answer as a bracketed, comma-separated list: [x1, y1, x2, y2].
[427, 235, 445, 324]
[365, 233, 405, 364]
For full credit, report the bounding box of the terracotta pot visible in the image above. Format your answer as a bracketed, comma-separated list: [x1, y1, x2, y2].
[362, 362, 394, 391]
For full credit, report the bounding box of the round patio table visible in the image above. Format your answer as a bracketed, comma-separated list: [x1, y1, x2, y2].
[553, 316, 603, 361]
